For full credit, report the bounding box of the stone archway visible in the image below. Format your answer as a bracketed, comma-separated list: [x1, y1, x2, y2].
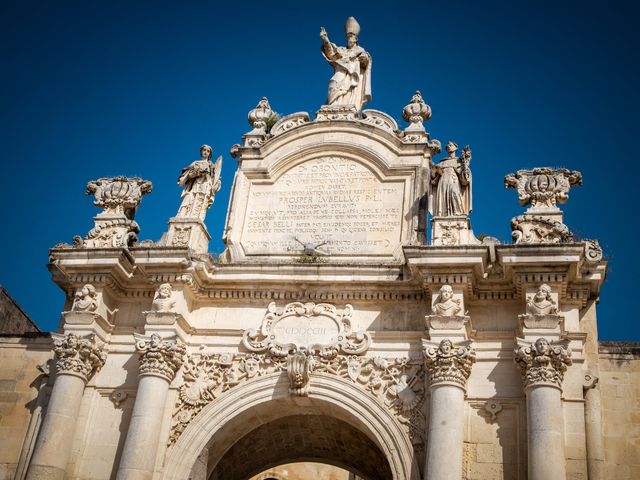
[162, 372, 420, 480]
[210, 414, 391, 479]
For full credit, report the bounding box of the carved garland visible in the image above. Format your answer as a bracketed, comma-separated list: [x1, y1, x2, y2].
[168, 348, 426, 448]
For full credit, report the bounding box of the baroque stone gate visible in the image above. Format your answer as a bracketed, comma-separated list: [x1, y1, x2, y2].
[4, 16, 631, 480]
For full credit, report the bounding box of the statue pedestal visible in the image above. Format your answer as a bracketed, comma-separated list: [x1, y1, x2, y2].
[431, 216, 480, 246]
[164, 217, 210, 253]
[315, 104, 359, 121]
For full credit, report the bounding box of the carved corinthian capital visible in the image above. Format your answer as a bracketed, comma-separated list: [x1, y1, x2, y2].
[135, 333, 186, 382]
[514, 337, 572, 390]
[422, 339, 476, 390]
[52, 333, 106, 382]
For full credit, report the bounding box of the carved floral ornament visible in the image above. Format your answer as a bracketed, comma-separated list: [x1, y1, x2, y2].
[52, 333, 106, 382]
[168, 347, 427, 449]
[134, 333, 186, 382]
[514, 337, 572, 390]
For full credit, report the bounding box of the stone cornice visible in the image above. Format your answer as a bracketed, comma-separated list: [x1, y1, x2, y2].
[48, 241, 606, 307]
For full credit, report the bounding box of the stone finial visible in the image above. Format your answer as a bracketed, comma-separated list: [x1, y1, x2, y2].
[151, 283, 176, 312]
[248, 97, 274, 132]
[52, 333, 106, 382]
[176, 145, 222, 222]
[422, 338, 476, 389]
[504, 168, 582, 211]
[134, 333, 186, 382]
[505, 168, 582, 244]
[514, 337, 572, 390]
[287, 351, 314, 396]
[402, 91, 432, 131]
[71, 284, 99, 312]
[73, 176, 152, 248]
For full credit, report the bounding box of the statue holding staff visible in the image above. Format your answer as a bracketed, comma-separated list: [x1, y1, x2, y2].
[320, 17, 372, 111]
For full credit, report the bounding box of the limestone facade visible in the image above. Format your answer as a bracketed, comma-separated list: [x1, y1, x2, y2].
[0, 16, 638, 480]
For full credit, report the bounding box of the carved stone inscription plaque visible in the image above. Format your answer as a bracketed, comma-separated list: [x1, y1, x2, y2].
[272, 314, 339, 347]
[242, 156, 405, 255]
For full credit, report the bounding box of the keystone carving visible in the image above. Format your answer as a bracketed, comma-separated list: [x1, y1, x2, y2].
[52, 333, 106, 382]
[514, 337, 572, 390]
[134, 333, 186, 382]
[242, 302, 371, 358]
[287, 351, 314, 396]
[422, 339, 476, 389]
[73, 176, 152, 248]
[71, 284, 99, 312]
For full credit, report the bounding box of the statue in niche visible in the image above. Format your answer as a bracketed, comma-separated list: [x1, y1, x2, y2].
[72, 284, 98, 312]
[526, 283, 558, 316]
[152, 283, 176, 312]
[432, 285, 462, 316]
[320, 16, 372, 111]
[429, 142, 472, 217]
[177, 144, 222, 222]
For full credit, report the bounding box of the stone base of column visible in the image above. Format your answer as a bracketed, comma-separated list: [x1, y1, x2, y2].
[163, 217, 210, 253]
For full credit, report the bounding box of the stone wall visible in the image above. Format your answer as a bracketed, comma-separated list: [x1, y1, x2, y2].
[249, 462, 355, 479]
[599, 342, 640, 479]
[0, 287, 39, 334]
[0, 334, 52, 480]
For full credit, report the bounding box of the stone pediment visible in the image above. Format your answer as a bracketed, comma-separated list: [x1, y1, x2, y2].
[223, 117, 434, 263]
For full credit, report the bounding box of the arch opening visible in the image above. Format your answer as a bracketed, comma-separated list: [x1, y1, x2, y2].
[209, 414, 392, 480]
[164, 373, 420, 480]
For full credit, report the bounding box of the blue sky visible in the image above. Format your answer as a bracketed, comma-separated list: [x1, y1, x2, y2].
[1, 1, 638, 340]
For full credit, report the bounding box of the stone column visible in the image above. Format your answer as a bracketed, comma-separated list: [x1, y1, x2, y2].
[27, 333, 106, 480]
[116, 333, 185, 480]
[583, 372, 604, 480]
[423, 338, 476, 480]
[515, 338, 572, 480]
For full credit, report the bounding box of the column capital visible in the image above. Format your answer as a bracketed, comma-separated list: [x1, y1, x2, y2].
[515, 337, 572, 390]
[423, 338, 476, 390]
[135, 333, 186, 382]
[52, 332, 106, 382]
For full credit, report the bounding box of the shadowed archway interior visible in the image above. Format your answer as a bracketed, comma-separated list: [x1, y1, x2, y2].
[208, 415, 392, 480]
